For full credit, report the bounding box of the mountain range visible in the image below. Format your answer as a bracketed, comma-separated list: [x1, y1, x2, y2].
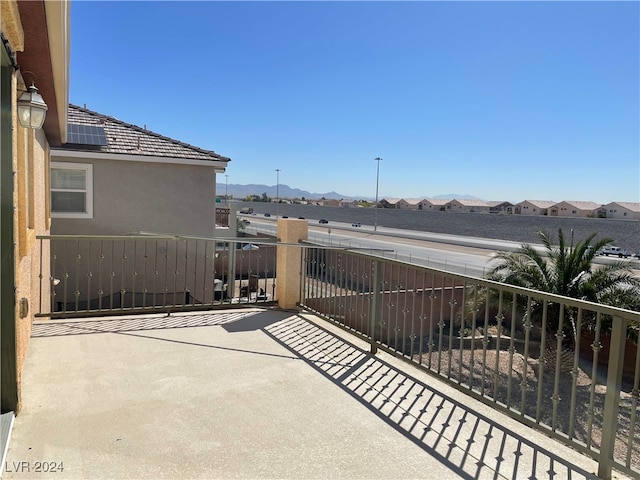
[216, 183, 480, 202]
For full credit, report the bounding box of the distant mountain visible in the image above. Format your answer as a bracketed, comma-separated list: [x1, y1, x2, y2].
[216, 183, 360, 201]
[216, 184, 481, 202]
[433, 193, 484, 200]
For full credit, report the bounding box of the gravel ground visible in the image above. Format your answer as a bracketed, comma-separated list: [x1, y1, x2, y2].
[237, 201, 640, 252]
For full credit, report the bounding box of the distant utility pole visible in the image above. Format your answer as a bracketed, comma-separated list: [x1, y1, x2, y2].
[374, 157, 382, 232]
[275, 168, 281, 218]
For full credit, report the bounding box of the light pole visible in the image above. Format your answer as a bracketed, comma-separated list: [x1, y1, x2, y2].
[275, 168, 281, 218]
[374, 157, 382, 232]
[224, 174, 228, 205]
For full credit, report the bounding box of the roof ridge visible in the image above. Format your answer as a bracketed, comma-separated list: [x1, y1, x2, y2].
[68, 104, 229, 160]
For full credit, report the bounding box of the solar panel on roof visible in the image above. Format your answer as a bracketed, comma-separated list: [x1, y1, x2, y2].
[67, 123, 108, 146]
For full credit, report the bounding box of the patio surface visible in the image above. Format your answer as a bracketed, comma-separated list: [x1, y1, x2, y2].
[2, 308, 626, 479]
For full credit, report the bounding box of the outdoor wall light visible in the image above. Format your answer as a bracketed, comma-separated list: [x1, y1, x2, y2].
[17, 82, 48, 129]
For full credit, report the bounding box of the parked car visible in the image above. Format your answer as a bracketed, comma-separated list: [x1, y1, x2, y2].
[241, 244, 259, 251]
[241, 219, 250, 225]
[298, 216, 305, 220]
[352, 222, 361, 227]
[319, 219, 329, 224]
[264, 213, 271, 217]
[597, 246, 631, 258]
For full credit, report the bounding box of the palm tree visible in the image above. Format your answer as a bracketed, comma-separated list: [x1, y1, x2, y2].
[484, 229, 640, 349]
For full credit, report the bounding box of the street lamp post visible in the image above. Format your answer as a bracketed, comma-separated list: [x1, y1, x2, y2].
[275, 168, 281, 218]
[374, 157, 382, 232]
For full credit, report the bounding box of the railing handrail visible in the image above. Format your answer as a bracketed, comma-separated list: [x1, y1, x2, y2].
[300, 240, 640, 322]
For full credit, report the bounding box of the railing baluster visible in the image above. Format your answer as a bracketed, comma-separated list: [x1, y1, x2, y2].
[586, 312, 602, 449]
[121, 240, 128, 310]
[480, 288, 490, 396]
[437, 275, 445, 375]
[626, 335, 640, 468]
[427, 271, 436, 370]
[447, 278, 456, 379]
[74, 239, 81, 312]
[535, 299, 549, 424]
[520, 296, 533, 416]
[598, 315, 627, 479]
[369, 259, 380, 354]
[568, 308, 583, 440]
[469, 283, 479, 392]
[551, 303, 565, 432]
[457, 282, 467, 385]
[493, 290, 504, 402]
[506, 292, 517, 408]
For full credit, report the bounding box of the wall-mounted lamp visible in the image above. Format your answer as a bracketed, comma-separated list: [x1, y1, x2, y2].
[17, 82, 48, 129]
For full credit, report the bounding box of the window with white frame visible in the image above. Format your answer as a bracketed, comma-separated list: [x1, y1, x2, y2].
[51, 162, 93, 218]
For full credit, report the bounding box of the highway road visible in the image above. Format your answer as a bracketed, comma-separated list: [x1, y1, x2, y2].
[242, 214, 640, 278]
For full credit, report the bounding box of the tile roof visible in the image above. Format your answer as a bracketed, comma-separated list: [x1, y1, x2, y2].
[603, 202, 640, 212]
[447, 198, 490, 207]
[419, 198, 449, 205]
[487, 201, 514, 207]
[555, 201, 602, 210]
[517, 200, 557, 208]
[57, 104, 230, 162]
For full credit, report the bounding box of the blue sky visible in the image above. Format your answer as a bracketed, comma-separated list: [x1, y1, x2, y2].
[70, 1, 639, 203]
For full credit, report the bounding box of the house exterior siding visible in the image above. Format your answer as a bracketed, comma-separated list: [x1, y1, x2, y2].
[515, 200, 555, 216]
[548, 201, 600, 218]
[444, 199, 490, 213]
[50, 155, 218, 237]
[597, 202, 640, 220]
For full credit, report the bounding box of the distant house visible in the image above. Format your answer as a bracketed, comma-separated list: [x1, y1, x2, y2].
[314, 198, 340, 207]
[487, 201, 514, 214]
[548, 201, 601, 218]
[51, 105, 231, 237]
[417, 198, 448, 211]
[403, 198, 422, 210]
[444, 199, 490, 213]
[515, 200, 556, 216]
[340, 200, 360, 208]
[379, 198, 402, 208]
[597, 202, 640, 220]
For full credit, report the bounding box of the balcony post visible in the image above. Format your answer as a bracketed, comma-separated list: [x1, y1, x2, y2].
[598, 314, 627, 479]
[276, 219, 308, 309]
[369, 259, 381, 354]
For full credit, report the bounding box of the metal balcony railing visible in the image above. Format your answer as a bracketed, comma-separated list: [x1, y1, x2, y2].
[36, 235, 277, 318]
[298, 246, 640, 479]
[33, 233, 640, 478]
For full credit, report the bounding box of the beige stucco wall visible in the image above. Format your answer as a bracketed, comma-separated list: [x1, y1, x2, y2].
[13, 94, 52, 410]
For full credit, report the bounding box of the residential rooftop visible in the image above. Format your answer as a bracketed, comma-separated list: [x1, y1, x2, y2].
[58, 104, 231, 162]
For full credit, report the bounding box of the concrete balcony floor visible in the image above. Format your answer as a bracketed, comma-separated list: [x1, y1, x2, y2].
[3, 309, 626, 479]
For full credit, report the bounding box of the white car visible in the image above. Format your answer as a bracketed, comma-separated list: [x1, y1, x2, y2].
[598, 246, 631, 258]
[242, 244, 259, 251]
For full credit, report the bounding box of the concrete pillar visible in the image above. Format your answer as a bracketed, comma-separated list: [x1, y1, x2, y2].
[276, 219, 308, 309]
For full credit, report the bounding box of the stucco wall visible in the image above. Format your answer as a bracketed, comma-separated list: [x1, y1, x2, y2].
[50, 156, 217, 237]
[14, 116, 51, 410]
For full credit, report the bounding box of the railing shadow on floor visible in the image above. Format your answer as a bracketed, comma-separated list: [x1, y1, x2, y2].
[31, 309, 289, 338]
[262, 314, 600, 480]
